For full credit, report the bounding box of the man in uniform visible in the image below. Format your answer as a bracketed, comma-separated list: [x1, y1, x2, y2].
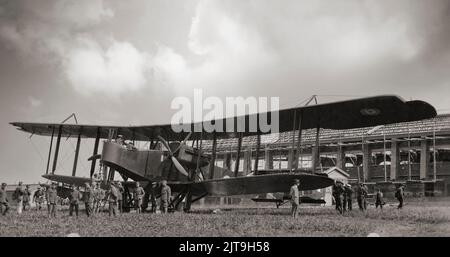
[116, 182, 124, 213]
[134, 182, 145, 213]
[290, 179, 300, 218]
[100, 187, 107, 212]
[343, 184, 354, 212]
[84, 182, 95, 217]
[116, 135, 126, 146]
[107, 182, 119, 217]
[69, 185, 82, 217]
[44, 185, 50, 213]
[93, 183, 104, 214]
[356, 183, 368, 211]
[0, 183, 10, 215]
[46, 183, 58, 218]
[33, 186, 45, 210]
[92, 183, 99, 214]
[13, 181, 25, 214]
[375, 188, 385, 209]
[150, 182, 158, 213]
[160, 180, 171, 214]
[332, 181, 344, 214]
[395, 185, 405, 209]
[22, 185, 31, 211]
[362, 183, 368, 210]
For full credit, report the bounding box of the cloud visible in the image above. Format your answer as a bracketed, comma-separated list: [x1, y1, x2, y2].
[146, 0, 450, 99]
[1, 0, 450, 102]
[150, 0, 278, 94]
[0, 0, 150, 96]
[28, 96, 42, 108]
[65, 38, 149, 95]
[0, 0, 113, 54]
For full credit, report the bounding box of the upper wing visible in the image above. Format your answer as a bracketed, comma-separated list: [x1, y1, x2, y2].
[10, 95, 436, 141]
[189, 173, 334, 196]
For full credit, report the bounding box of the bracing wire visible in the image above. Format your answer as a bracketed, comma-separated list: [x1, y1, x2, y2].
[29, 139, 46, 163]
[29, 139, 46, 172]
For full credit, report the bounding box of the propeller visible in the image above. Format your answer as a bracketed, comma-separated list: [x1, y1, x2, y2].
[157, 135, 190, 177]
[174, 132, 192, 153]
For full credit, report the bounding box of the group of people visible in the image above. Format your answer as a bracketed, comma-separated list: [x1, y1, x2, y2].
[115, 135, 138, 151]
[0, 182, 57, 216]
[332, 181, 406, 213]
[0, 179, 173, 217]
[288, 179, 407, 217]
[331, 181, 356, 214]
[0, 181, 34, 215]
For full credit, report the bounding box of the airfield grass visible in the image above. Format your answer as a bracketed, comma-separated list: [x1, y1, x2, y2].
[1, 198, 450, 237]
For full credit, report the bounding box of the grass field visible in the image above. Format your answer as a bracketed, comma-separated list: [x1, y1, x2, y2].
[1, 198, 450, 237]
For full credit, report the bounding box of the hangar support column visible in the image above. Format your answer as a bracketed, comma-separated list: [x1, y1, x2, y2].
[288, 148, 295, 170]
[223, 153, 232, 171]
[311, 145, 320, 172]
[362, 143, 371, 182]
[243, 147, 252, 175]
[336, 145, 345, 170]
[390, 139, 400, 180]
[264, 148, 273, 170]
[420, 139, 430, 180]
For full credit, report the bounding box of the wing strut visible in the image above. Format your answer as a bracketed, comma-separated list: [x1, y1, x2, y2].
[312, 124, 321, 172]
[72, 127, 82, 176]
[209, 132, 217, 179]
[46, 127, 55, 175]
[90, 127, 101, 178]
[52, 125, 63, 174]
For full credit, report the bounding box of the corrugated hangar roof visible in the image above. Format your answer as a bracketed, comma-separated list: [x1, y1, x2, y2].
[201, 114, 450, 152]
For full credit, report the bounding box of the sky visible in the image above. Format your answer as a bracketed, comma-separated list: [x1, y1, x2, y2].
[1, 0, 450, 184]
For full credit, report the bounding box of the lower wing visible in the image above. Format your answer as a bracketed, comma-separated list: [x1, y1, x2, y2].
[190, 173, 334, 196]
[42, 174, 93, 187]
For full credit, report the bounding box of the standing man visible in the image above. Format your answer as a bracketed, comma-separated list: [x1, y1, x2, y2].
[99, 183, 106, 213]
[361, 183, 368, 210]
[107, 182, 119, 217]
[395, 185, 405, 209]
[343, 184, 354, 212]
[99, 187, 106, 213]
[150, 182, 158, 213]
[290, 179, 300, 218]
[134, 182, 145, 213]
[84, 182, 95, 217]
[92, 183, 100, 214]
[356, 183, 368, 211]
[93, 183, 105, 214]
[332, 181, 344, 214]
[160, 180, 171, 214]
[23, 185, 31, 211]
[69, 185, 82, 217]
[116, 182, 124, 213]
[13, 181, 25, 214]
[46, 183, 58, 218]
[33, 187, 45, 210]
[0, 183, 10, 215]
[375, 188, 384, 209]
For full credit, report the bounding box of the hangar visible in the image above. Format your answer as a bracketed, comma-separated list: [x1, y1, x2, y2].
[202, 114, 450, 198]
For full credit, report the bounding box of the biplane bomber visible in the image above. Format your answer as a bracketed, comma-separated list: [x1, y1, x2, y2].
[10, 95, 437, 212]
